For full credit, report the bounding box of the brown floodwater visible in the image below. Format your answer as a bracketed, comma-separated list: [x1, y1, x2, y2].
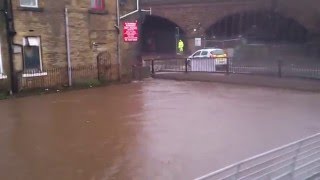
[1, 79, 320, 180]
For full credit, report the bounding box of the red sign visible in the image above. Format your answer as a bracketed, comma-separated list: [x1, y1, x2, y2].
[123, 22, 138, 42]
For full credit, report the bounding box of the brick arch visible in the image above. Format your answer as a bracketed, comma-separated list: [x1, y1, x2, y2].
[142, 1, 320, 39]
[147, 14, 186, 32]
[203, 8, 312, 35]
[146, 8, 188, 33]
[142, 14, 186, 33]
[141, 15, 187, 54]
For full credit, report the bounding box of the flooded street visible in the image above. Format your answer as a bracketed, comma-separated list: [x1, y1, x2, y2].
[1, 79, 320, 180]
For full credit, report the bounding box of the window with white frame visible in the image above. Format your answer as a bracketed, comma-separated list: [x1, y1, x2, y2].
[23, 37, 42, 72]
[20, 0, 38, 8]
[91, 0, 105, 10]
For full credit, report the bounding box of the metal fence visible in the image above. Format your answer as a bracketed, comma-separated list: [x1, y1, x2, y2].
[144, 58, 188, 73]
[145, 58, 320, 80]
[195, 133, 320, 180]
[17, 64, 119, 90]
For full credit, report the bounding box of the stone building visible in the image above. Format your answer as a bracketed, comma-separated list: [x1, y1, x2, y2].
[0, 0, 136, 92]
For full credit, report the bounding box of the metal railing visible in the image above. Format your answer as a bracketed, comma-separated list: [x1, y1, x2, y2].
[144, 57, 229, 74]
[144, 58, 188, 74]
[194, 133, 320, 180]
[144, 58, 320, 80]
[16, 64, 119, 90]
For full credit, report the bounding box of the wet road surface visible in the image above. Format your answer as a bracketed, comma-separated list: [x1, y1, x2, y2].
[1, 79, 320, 180]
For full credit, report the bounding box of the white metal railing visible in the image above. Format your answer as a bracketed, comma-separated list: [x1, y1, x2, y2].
[195, 133, 320, 180]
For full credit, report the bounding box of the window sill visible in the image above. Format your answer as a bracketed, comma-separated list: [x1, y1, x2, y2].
[88, 9, 108, 15]
[0, 74, 7, 80]
[22, 72, 47, 78]
[17, 6, 44, 12]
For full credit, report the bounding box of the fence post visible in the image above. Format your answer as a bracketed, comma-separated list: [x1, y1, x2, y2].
[278, 60, 282, 78]
[151, 60, 155, 75]
[233, 163, 241, 180]
[226, 57, 230, 75]
[290, 142, 303, 178]
[185, 58, 188, 73]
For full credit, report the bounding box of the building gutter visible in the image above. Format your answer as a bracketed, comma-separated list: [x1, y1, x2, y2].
[120, 0, 151, 20]
[1, 0, 17, 93]
[120, 0, 139, 19]
[116, 0, 122, 80]
[65, 7, 72, 86]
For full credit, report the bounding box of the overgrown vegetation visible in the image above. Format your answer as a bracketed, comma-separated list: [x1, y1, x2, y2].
[0, 90, 9, 100]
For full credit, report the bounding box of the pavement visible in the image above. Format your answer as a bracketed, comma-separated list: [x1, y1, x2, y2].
[153, 72, 320, 92]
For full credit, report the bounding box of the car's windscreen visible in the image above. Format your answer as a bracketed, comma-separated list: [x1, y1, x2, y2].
[193, 51, 201, 56]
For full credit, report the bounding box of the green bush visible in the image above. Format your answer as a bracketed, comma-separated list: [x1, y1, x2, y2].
[0, 91, 9, 100]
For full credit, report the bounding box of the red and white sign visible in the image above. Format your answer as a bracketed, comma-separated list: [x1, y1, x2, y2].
[123, 22, 138, 42]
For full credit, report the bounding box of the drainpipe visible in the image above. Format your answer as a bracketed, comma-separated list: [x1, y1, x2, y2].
[120, 0, 151, 20]
[65, 7, 72, 86]
[120, 0, 139, 19]
[2, 0, 16, 93]
[116, 0, 121, 80]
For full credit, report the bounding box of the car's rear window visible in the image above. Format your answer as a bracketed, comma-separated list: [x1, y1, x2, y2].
[210, 49, 225, 55]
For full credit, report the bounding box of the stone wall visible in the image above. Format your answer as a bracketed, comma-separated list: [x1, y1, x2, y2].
[0, 0, 145, 91]
[142, 0, 320, 52]
[11, 0, 68, 70]
[119, 0, 142, 81]
[8, 0, 121, 90]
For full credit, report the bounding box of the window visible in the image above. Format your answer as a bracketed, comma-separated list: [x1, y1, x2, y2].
[201, 51, 208, 56]
[91, 0, 105, 10]
[193, 51, 201, 56]
[23, 37, 42, 72]
[20, 0, 38, 8]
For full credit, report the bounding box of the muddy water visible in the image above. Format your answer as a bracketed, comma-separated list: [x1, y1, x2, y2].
[1, 79, 320, 180]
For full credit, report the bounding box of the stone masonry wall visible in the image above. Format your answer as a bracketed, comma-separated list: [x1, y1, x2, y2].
[10, 0, 121, 89]
[119, 0, 143, 81]
[143, 0, 320, 53]
[143, 0, 320, 33]
[12, 0, 68, 70]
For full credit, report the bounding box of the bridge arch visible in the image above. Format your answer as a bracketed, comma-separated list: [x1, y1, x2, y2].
[204, 10, 309, 43]
[141, 15, 187, 55]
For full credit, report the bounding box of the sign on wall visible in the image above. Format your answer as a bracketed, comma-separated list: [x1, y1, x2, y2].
[123, 22, 138, 42]
[195, 38, 202, 47]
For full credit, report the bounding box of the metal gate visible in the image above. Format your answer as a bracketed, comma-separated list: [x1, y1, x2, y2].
[97, 51, 112, 81]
